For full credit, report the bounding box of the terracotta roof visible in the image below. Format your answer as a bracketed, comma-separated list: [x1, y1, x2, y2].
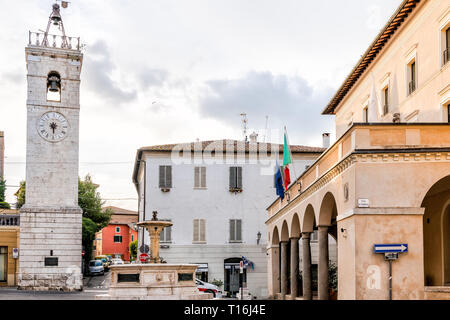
[138, 140, 325, 154]
[132, 139, 325, 187]
[322, 0, 421, 115]
[103, 206, 138, 215]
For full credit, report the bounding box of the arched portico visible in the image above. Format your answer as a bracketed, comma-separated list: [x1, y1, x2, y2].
[422, 175, 450, 286]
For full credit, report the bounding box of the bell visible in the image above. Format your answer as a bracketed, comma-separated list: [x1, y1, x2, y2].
[50, 4, 62, 25]
[48, 75, 60, 92]
[49, 80, 59, 92]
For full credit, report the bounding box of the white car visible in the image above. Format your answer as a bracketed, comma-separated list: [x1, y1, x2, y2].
[195, 279, 222, 298]
[111, 258, 124, 265]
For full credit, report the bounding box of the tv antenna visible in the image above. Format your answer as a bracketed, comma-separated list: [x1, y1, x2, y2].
[240, 113, 248, 142]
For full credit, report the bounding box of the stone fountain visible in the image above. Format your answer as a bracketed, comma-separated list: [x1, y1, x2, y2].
[95, 211, 212, 300]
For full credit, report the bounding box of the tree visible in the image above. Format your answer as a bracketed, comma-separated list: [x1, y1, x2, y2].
[129, 240, 138, 261]
[15, 181, 26, 209]
[0, 178, 10, 209]
[78, 174, 112, 270]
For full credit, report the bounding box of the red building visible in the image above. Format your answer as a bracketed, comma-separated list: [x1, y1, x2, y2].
[94, 206, 138, 261]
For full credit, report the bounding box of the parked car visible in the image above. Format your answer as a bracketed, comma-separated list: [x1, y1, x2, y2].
[111, 258, 124, 265]
[195, 279, 222, 298]
[88, 260, 104, 276]
[95, 255, 110, 271]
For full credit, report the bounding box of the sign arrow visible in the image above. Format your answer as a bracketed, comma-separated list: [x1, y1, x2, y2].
[374, 244, 408, 253]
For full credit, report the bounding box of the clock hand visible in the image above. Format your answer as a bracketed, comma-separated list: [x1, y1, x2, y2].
[50, 122, 58, 134]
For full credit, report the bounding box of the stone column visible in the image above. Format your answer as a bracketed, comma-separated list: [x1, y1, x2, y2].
[267, 245, 280, 297]
[290, 237, 299, 299]
[280, 241, 288, 299]
[302, 232, 312, 300]
[318, 226, 329, 300]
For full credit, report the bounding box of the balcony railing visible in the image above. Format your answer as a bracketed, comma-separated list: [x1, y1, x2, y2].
[268, 123, 450, 217]
[28, 31, 80, 50]
[444, 48, 449, 66]
[0, 215, 20, 226]
[408, 81, 416, 95]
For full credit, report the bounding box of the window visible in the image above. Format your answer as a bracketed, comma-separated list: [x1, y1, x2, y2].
[0, 247, 7, 282]
[194, 167, 207, 188]
[229, 219, 242, 242]
[193, 219, 206, 243]
[363, 106, 369, 123]
[448, 105, 450, 123]
[408, 60, 416, 95]
[229, 167, 242, 190]
[443, 27, 450, 65]
[47, 71, 61, 102]
[115, 227, 120, 233]
[131, 235, 134, 242]
[160, 224, 172, 243]
[311, 230, 318, 242]
[383, 87, 389, 115]
[114, 235, 122, 243]
[159, 165, 172, 189]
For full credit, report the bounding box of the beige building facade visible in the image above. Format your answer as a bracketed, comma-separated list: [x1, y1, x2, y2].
[266, 0, 450, 300]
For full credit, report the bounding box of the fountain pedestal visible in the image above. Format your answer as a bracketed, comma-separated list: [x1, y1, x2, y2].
[96, 212, 212, 300]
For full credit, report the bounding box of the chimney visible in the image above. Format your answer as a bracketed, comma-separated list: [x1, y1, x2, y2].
[249, 132, 258, 143]
[0, 131, 4, 178]
[322, 133, 330, 149]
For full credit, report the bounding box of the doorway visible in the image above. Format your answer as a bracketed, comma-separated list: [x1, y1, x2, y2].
[224, 258, 246, 297]
[0, 247, 7, 283]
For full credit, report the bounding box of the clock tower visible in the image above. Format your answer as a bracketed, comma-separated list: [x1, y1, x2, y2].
[18, 3, 83, 291]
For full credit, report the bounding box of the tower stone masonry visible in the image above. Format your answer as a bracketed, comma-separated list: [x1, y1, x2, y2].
[18, 4, 83, 291]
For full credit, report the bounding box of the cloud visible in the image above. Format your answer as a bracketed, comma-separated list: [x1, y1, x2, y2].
[198, 71, 335, 145]
[138, 67, 169, 89]
[83, 40, 137, 104]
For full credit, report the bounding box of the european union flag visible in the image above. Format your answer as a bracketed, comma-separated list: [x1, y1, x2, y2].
[275, 160, 285, 200]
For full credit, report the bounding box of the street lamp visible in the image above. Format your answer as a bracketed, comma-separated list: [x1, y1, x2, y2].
[257, 231, 261, 245]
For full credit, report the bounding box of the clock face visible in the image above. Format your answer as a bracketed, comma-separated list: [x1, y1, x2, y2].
[37, 111, 70, 142]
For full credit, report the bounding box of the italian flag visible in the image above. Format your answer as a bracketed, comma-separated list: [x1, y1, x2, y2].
[283, 128, 292, 190]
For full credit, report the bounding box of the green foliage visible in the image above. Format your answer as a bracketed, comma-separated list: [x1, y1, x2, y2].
[82, 217, 98, 262]
[211, 278, 224, 288]
[78, 175, 111, 268]
[15, 181, 26, 209]
[78, 175, 112, 230]
[329, 263, 338, 291]
[129, 240, 138, 261]
[0, 178, 7, 203]
[0, 202, 10, 209]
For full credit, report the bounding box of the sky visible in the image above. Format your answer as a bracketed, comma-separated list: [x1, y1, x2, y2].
[0, 0, 403, 210]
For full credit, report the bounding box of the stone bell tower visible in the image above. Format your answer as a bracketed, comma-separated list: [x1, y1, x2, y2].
[18, 3, 83, 291]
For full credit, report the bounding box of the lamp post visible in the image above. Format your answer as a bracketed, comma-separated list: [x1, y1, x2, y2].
[256, 231, 261, 245]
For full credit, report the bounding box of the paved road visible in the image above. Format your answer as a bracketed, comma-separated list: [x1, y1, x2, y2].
[0, 272, 110, 300]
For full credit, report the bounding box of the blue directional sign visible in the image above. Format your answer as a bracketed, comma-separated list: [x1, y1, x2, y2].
[374, 244, 408, 253]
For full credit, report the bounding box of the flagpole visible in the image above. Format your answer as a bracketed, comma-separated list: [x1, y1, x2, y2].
[284, 126, 298, 184]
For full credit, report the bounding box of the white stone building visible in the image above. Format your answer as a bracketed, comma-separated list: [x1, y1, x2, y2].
[132, 137, 334, 298]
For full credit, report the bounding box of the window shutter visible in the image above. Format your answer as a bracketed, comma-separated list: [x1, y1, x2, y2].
[230, 220, 236, 241]
[159, 166, 165, 188]
[200, 219, 206, 242]
[236, 220, 242, 241]
[166, 226, 172, 242]
[193, 219, 199, 242]
[237, 167, 242, 189]
[201, 167, 206, 188]
[166, 166, 172, 188]
[194, 167, 200, 188]
[229, 167, 236, 188]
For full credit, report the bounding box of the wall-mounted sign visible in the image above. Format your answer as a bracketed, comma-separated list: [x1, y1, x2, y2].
[374, 244, 408, 254]
[12, 248, 19, 259]
[358, 198, 370, 208]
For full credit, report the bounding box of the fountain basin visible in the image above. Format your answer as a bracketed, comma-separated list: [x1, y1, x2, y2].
[95, 263, 213, 300]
